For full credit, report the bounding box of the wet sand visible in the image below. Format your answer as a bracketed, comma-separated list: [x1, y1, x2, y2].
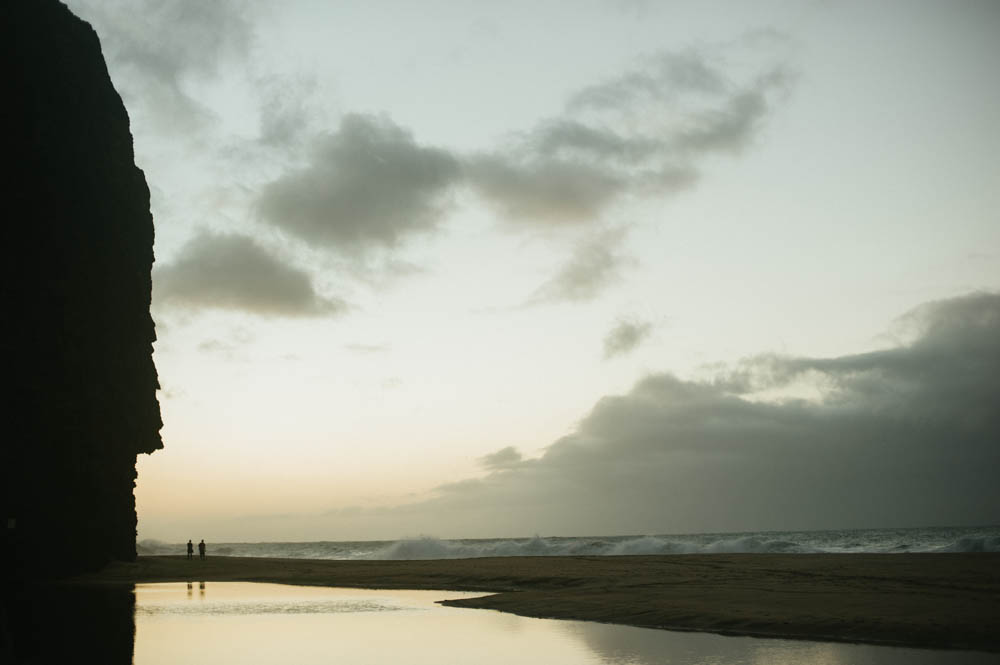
[81, 553, 1000, 652]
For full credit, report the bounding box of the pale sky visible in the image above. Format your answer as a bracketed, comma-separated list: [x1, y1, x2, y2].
[64, 0, 1000, 542]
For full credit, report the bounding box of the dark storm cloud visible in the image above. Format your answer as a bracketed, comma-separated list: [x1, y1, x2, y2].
[390, 293, 1000, 536]
[257, 114, 462, 252]
[67, 0, 253, 132]
[603, 319, 653, 359]
[527, 228, 633, 305]
[154, 232, 345, 317]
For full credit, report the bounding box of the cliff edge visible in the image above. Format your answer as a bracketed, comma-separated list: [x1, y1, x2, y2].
[3, 0, 163, 575]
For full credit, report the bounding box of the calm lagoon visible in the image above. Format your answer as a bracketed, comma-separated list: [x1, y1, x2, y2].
[132, 582, 997, 665]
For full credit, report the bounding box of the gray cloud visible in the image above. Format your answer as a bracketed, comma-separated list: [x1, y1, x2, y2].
[66, 0, 253, 133]
[671, 89, 767, 154]
[465, 155, 626, 225]
[241, 41, 791, 306]
[257, 114, 462, 252]
[370, 293, 1000, 536]
[256, 42, 791, 258]
[486, 47, 788, 301]
[567, 50, 728, 112]
[530, 120, 664, 163]
[603, 319, 653, 359]
[479, 446, 524, 472]
[672, 71, 792, 156]
[154, 231, 345, 317]
[527, 228, 633, 305]
[466, 48, 791, 229]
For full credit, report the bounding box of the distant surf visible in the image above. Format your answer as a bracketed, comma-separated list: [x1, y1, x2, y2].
[137, 525, 1000, 560]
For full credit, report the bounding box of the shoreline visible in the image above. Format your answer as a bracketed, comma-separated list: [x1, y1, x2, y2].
[77, 553, 1000, 652]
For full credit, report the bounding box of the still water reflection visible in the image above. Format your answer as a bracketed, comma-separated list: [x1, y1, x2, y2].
[131, 582, 997, 665]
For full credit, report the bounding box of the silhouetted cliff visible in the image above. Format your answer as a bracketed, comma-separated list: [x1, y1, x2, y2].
[3, 0, 162, 575]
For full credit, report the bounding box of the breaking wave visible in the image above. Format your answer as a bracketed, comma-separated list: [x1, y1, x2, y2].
[138, 526, 1000, 560]
[373, 535, 816, 559]
[931, 535, 1000, 553]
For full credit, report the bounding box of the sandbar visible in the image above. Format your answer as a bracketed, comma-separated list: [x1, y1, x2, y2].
[79, 553, 1000, 652]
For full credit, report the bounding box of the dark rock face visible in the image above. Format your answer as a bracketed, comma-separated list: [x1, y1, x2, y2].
[3, 0, 162, 575]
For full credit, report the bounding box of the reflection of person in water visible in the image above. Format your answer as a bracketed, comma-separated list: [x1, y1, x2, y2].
[186, 540, 193, 560]
[198, 539, 206, 560]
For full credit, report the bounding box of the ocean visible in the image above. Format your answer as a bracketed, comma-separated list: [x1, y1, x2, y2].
[138, 524, 1000, 560]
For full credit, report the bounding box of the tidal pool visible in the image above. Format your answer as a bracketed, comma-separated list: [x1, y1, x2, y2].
[131, 582, 996, 665]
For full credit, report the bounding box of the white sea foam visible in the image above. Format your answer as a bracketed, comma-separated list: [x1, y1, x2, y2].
[138, 526, 1000, 560]
[931, 536, 1000, 553]
[370, 534, 820, 559]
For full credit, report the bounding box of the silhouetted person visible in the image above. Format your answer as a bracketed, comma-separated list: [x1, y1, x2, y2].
[186, 540, 193, 560]
[198, 539, 206, 560]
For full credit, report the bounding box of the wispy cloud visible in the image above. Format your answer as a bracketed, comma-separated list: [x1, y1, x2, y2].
[466, 47, 792, 229]
[256, 40, 793, 266]
[527, 227, 634, 305]
[603, 318, 653, 358]
[67, 0, 254, 134]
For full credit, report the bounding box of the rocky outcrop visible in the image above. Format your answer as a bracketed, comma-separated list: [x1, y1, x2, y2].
[3, 0, 162, 575]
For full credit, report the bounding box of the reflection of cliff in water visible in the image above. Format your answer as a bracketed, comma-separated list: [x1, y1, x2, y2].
[3, 583, 134, 664]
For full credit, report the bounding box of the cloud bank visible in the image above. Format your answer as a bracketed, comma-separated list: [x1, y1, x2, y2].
[340, 292, 1000, 537]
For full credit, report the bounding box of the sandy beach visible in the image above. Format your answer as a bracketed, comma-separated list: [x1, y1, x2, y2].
[78, 553, 1000, 652]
